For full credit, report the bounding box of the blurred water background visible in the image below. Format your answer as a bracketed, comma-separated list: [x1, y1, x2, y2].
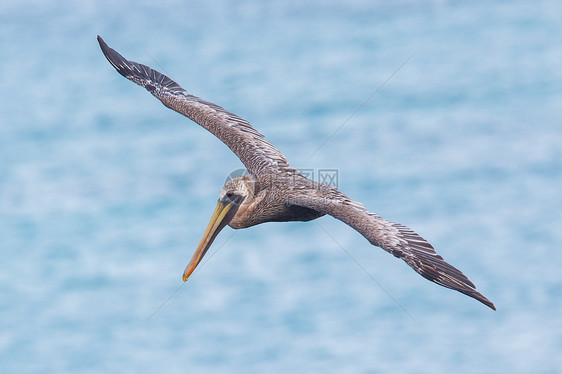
[1, 1, 561, 373]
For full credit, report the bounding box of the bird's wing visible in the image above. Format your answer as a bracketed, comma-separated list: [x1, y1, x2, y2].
[288, 188, 495, 310]
[97, 36, 294, 177]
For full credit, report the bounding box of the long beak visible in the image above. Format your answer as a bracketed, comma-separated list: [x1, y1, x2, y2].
[182, 201, 234, 282]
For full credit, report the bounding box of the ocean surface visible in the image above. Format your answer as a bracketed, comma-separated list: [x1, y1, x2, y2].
[1, 1, 561, 373]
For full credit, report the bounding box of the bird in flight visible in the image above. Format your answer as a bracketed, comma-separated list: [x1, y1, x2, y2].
[97, 36, 495, 310]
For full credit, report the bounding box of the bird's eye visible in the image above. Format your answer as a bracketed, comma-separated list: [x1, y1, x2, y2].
[226, 191, 235, 199]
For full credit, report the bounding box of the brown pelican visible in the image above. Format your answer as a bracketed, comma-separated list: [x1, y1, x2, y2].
[97, 36, 495, 310]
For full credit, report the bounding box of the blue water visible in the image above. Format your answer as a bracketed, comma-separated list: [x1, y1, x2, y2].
[1, 1, 561, 373]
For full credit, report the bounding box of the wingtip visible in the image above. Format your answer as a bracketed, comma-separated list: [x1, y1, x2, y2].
[96, 35, 133, 80]
[470, 289, 496, 310]
[463, 286, 496, 311]
[481, 296, 496, 311]
[96, 35, 111, 56]
[418, 263, 496, 310]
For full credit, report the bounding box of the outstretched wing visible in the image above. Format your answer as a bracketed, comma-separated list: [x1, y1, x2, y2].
[288, 188, 495, 310]
[97, 36, 294, 177]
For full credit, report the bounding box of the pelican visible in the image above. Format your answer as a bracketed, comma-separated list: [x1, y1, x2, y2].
[97, 36, 495, 310]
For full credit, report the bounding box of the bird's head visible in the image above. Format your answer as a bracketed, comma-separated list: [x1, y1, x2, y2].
[182, 175, 255, 281]
[218, 175, 254, 208]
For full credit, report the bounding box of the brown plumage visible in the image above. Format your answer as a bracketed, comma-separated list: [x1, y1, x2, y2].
[98, 36, 495, 310]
